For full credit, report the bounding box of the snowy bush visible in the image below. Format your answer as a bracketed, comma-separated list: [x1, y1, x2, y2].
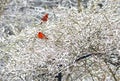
[0, 0, 120, 81]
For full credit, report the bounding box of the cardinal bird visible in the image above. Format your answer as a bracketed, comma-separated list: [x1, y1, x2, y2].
[37, 32, 48, 39]
[40, 13, 48, 24]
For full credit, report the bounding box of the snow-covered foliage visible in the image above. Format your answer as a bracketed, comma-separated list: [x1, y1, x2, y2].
[0, 0, 120, 81]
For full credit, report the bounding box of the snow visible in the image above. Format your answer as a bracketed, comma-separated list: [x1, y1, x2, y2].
[0, 0, 120, 81]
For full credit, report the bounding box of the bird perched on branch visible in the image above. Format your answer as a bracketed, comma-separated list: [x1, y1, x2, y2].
[40, 13, 48, 24]
[37, 32, 48, 39]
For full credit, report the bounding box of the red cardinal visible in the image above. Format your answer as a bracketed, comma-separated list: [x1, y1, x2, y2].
[37, 32, 48, 39]
[40, 13, 48, 24]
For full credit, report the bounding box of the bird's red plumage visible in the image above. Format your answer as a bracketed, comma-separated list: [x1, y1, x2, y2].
[37, 32, 48, 39]
[41, 13, 48, 22]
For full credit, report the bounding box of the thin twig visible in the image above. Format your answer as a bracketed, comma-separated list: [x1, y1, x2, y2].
[104, 61, 118, 81]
